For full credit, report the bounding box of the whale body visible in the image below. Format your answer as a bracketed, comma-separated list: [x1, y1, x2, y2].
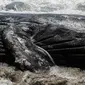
[0, 13, 85, 71]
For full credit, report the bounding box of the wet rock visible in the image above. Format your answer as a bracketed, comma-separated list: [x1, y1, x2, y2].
[29, 75, 67, 85]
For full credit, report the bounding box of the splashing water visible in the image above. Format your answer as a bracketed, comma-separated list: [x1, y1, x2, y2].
[0, 0, 85, 15]
[49, 66, 85, 84]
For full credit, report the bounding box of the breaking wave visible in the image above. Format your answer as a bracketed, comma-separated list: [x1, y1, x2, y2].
[0, 0, 85, 15]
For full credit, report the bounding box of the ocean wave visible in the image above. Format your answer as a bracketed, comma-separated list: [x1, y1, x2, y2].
[0, 0, 84, 15]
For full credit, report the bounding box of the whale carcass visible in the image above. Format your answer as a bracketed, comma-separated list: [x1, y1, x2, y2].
[0, 13, 85, 71]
